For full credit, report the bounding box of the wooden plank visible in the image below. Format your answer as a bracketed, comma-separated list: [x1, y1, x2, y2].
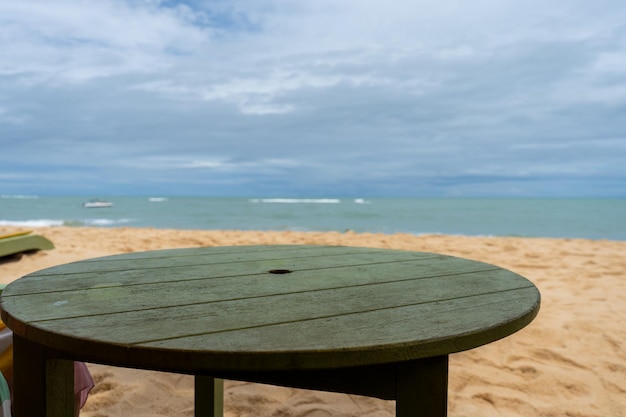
[204, 356, 448, 404]
[12, 335, 47, 417]
[208, 362, 400, 400]
[2, 257, 502, 321]
[12, 336, 75, 417]
[14, 268, 533, 341]
[24, 245, 397, 276]
[133, 288, 539, 369]
[396, 356, 448, 417]
[1, 247, 444, 296]
[195, 376, 223, 417]
[20, 287, 539, 372]
[21, 246, 437, 283]
[46, 359, 76, 417]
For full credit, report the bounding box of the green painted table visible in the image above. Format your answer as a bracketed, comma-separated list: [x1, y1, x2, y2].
[0, 245, 540, 417]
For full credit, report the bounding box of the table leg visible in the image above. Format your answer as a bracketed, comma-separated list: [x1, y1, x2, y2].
[396, 355, 448, 417]
[195, 376, 223, 417]
[13, 335, 75, 417]
[47, 357, 76, 417]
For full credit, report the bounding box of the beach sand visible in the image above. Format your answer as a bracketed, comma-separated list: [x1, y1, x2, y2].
[1, 226, 625, 417]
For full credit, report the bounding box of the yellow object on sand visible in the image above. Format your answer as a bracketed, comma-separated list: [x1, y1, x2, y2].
[0, 230, 32, 240]
[0, 286, 13, 385]
[0, 321, 12, 387]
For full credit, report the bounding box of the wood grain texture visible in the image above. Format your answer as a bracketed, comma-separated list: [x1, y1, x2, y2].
[1, 245, 540, 373]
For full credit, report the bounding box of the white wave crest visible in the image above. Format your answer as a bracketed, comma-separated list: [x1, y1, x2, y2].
[84, 218, 133, 226]
[250, 198, 341, 204]
[0, 219, 64, 227]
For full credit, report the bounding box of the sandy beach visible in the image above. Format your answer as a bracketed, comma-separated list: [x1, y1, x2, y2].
[1, 226, 624, 417]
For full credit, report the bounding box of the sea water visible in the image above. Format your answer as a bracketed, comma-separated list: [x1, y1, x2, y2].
[1, 195, 625, 241]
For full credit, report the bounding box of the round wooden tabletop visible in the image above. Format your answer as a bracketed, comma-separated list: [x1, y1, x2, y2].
[0, 245, 540, 373]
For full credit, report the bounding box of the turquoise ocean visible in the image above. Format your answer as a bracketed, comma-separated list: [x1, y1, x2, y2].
[1, 195, 625, 241]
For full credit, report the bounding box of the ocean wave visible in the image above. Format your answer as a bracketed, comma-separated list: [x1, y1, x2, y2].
[0, 219, 64, 227]
[250, 198, 341, 204]
[0, 218, 134, 228]
[83, 218, 134, 226]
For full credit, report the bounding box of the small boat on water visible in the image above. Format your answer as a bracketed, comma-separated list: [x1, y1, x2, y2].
[83, 199, 113, 208]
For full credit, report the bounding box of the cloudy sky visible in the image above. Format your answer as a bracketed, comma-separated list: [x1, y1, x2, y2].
[1, 0, 625, 197]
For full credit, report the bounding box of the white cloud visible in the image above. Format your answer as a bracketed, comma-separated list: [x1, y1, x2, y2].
[1, 0, 625, 196]
[238, 100, 294, 115]
[116, 155, 303, 173]
[0, 0, 209, 84]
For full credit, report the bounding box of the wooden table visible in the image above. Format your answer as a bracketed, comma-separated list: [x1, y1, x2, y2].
[0, 245, 540, 417]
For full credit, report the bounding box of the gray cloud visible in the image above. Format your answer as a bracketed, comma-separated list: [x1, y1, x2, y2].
[1, 0, 625, 196]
